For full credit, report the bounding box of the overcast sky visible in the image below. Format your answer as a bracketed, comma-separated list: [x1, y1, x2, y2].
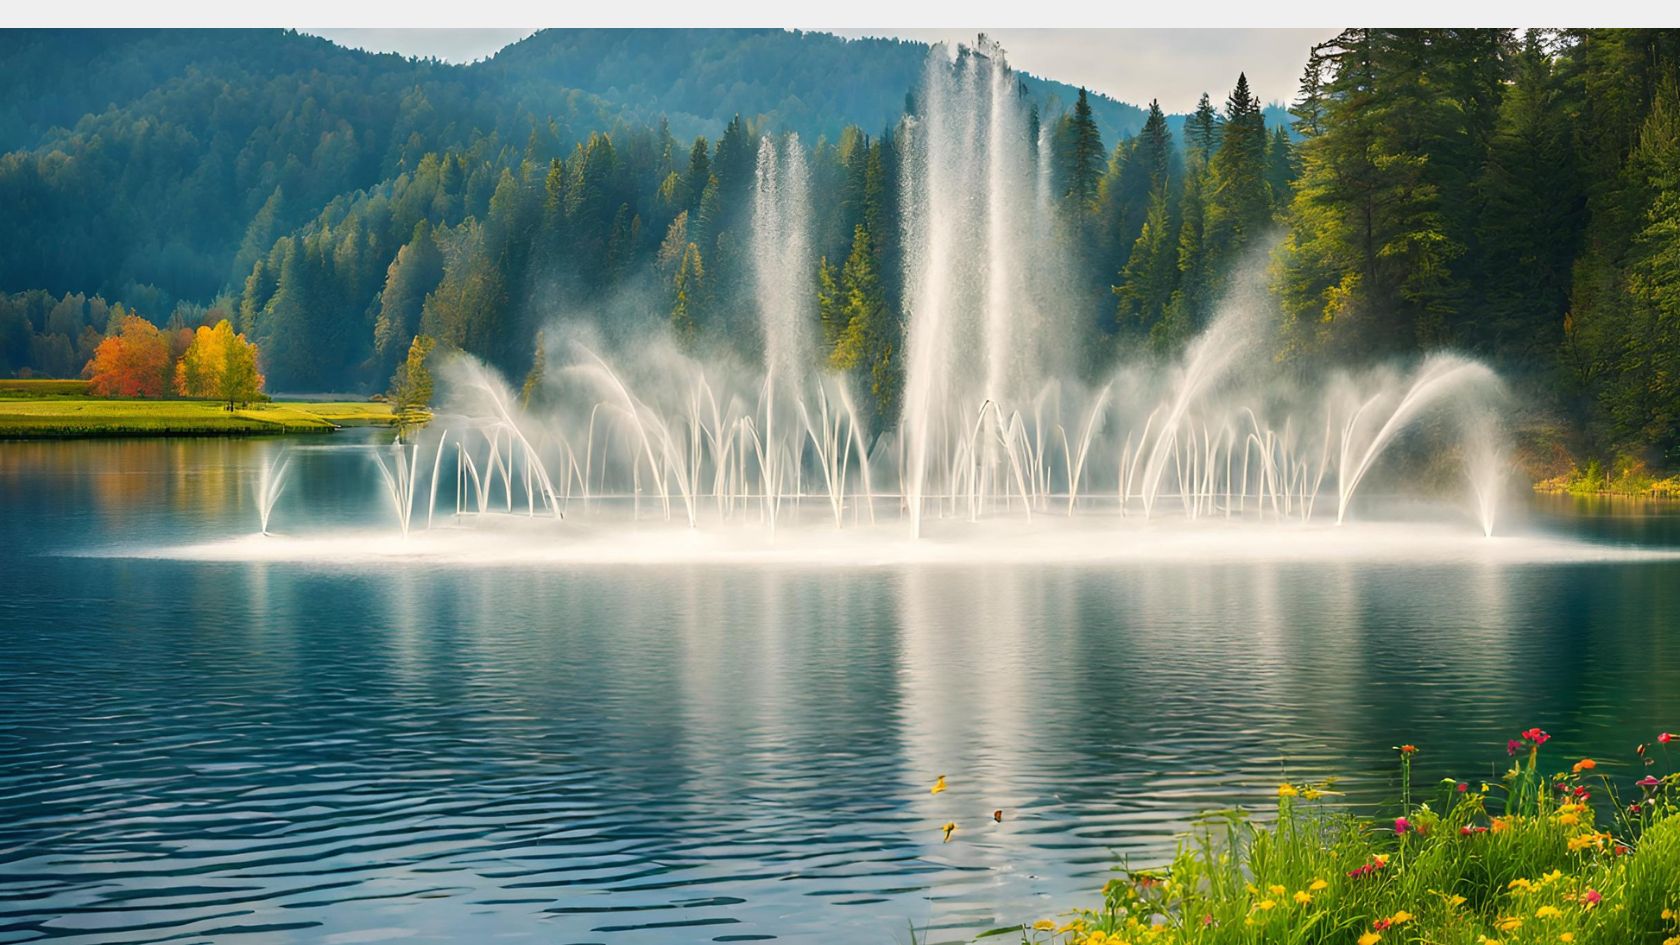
[304, 28, 1337, 112]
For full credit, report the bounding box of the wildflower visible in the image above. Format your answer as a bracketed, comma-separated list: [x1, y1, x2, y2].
[1448, 894, 1467, 907]
[1638, 775, 1661, 790]
[1033, 920, 1056, 931]
[1268, 884, 1286, 896]
[1522, 727, 1551, 745]
[1582, 889, 1602, 908]
[1497, 915, 1524, 932]
[1536, 905, 1563, 920]
[1631, 803, 1643, 814]
[1276, 783, 1298, 798]
[941, 821, 956, 842]
[1394, 816, 1411, 835]
[1509, 878, 1537, 893]
[1492, 817, 1512, 833]
[1398, 744, 1418, 755]
[1561, 934, 1576, 943]
[1309, 878, 1329, 891]
[1458, 781, 1469, 792]
[1293, 890, 1313, 905]
[1660, 732, 1673, 744]
[1572, 758, 1596, 773]
[931, 775, 946, 795]
[1614, 844, 1630, 856]
[1358, 934, 1382, 945]
[1302, 787, 1323, 800]
[1482, 782, 1491, 792]
[1508, 739, 1522, 757]
[1256, 899, 1276, 911]
[1558, 812, 1581, 826]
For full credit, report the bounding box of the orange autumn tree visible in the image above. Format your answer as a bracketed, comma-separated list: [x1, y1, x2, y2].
[83, 313, 173, 397]
[175, 319, 263, 409]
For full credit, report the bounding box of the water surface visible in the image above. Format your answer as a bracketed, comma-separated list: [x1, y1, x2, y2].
[2, 437, 1678, 944]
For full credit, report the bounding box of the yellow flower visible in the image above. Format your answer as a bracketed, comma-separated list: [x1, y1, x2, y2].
[1497, 916, 1524, 932]
[1309, 878, 1329, 892]
[1268, 884, 1286, 896]
[1478, 938, 1504, 945]
[1256, 899, 1277, 911]
[1303, 787, 1323, 800]
[1358, 934, 1382, 945]
[1558, 812, 1581, 826]
[1482, 782, 1492, 792]
[1541, 869, 1563, 884]
[941, 821, 956, 842]
[1509, 878, 1536, 893]
[1561, 934, 1576, 943]
[1294, 890, 1313, 905]
[931, 775, 946, 795]
[1447, 894, 1468, 908]
[1536, 905, 1563, 920]
[1389, 910, 1415, 925]
[1033, 920, 1056, 931]
[1277, 783, 1299, 798]
[1373, 853, 1390, 866]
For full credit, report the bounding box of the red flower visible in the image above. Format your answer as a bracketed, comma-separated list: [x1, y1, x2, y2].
[1521, 727, 1551, 745]
[1456, 782, 1469, 793]
[1372, 919, 1392, 931]
[1630, 803, 1642, 814]
[1583, 888, 1602, 908]
[1661, 732, 1674, 744]
[1507, 739, 1522, 757]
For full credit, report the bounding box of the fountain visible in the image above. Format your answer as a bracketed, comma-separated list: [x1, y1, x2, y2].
[233, 41, 1513, 554]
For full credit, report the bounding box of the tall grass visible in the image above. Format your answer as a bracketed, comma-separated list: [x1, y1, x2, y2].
[1025, 729, 1680, 945]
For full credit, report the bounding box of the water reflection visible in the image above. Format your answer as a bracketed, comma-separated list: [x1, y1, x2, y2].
[0, 439, 1677, 943]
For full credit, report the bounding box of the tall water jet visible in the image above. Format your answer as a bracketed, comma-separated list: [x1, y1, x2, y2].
[900, 41, 1061, 536]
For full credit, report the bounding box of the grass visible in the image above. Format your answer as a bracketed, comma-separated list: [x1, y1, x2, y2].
[0, 396, 397, 437]
[0, 378, 92, 398]
[1024, 729, 1680, 945]
[1533, 457, 1680, 498]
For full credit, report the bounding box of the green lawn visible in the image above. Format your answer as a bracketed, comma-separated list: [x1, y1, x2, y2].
[0, 396, 398, 437]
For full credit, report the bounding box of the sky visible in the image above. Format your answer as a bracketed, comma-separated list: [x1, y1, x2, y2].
[303, 28, 1338, 112]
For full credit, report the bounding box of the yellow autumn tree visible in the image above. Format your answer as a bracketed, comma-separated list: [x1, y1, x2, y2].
[175, 319, 264, 409]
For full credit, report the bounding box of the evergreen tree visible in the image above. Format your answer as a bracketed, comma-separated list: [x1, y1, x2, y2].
[830, 225, 897, 428]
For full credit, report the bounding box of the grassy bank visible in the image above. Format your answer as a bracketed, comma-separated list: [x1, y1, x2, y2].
[1533, 459, 1680, 499]
[1025, 729, 1680, 945]
[0, 384, 396, 437]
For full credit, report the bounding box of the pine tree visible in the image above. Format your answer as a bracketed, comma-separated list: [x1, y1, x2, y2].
[671, 242, 704, 348]
[830, 225, 898, 427]
[1185, 93, 1221, 161]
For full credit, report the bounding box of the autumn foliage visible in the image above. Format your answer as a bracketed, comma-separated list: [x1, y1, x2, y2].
[84, 315, 173, 397]
[175, 320, 263, 408]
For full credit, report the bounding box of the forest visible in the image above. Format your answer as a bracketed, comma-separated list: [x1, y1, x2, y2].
[0, 28, 1677, 470]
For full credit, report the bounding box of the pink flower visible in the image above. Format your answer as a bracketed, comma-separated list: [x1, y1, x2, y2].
[1507, 739, 1522, 756]
[1394, 816, 1410, 835]
[1637, 775, 1661, 790]
[1583, 889, 1602, 908]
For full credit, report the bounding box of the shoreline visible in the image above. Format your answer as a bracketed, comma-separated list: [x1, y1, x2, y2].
[0, 385, 398, 438]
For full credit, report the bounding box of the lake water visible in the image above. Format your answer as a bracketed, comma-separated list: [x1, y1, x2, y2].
[2, 435, 1678, 944]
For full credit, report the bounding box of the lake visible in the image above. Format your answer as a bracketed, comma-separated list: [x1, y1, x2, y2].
[2, 434, 1677, 944]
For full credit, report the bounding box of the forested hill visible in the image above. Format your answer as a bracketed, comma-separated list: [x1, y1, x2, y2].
[481, 29, 1156, 144]
[3, 29, 1678, 471]
[0, 28, 1162, 316]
